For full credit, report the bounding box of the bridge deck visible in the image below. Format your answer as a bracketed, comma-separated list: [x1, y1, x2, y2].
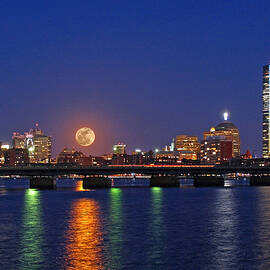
[0, 165, 269, 177]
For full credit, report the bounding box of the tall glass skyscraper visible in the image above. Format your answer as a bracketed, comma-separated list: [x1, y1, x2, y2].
[263, 64, 270, 158]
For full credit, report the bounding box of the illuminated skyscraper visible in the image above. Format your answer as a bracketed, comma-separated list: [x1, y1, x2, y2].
[31, 127, 52, 163]
[203, 113, 240, 158]
[263, 64, 270, 158]
[12, 124, 52, 163]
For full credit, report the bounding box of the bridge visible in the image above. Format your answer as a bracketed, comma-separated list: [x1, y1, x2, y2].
[1, 164, 270, 189]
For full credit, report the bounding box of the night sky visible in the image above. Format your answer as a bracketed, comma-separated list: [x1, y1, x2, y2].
[0, 1, 269, 157]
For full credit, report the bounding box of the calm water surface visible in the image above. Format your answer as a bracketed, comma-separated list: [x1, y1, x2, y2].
[1, 179, 270, 269]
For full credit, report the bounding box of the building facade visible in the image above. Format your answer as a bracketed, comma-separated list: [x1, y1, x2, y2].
[57, 147, 92, 166]
[154, 150, 179, 165]
[12, 133, 25, 149]
[175, 135, 200, 159]
[203, 122, 240, 158]
[113, 143, 126, 155]
[4, 148, 29, 166]
[200, 136, 232, 164]
[12, 124, 52, 163]
[263, 64, 270, 157]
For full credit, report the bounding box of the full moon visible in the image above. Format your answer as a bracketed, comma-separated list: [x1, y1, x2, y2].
[75, 127, 95, 147]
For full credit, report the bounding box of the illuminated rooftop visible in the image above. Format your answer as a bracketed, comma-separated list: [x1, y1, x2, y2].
[215, 122, 238, 131]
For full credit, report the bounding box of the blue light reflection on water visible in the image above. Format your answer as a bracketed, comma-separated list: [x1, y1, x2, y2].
[0, 180, 270, 269]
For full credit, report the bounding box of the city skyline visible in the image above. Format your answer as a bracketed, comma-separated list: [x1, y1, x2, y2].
[0, 1, 268, 156]
[0, 111, 234, 153]
[1, 2, 270, 269]
[0, 110, 242, 167]
[0, 108, 254, 157]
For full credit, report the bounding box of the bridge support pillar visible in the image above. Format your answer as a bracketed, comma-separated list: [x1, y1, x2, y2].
[83, 177, 111, 189]
[150, 176, 179, 187]
[29, 176, 56, 189]
[250, 176, 270, 186]
[194, 176, 224, 187]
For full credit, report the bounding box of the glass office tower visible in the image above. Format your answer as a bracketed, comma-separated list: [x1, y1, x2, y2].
[263, 64, 270, 158]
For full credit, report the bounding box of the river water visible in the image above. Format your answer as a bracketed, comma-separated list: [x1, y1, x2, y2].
[1, 179, 270, 269]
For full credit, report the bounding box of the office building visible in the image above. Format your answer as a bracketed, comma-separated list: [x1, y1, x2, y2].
[154, 150, 180, 165]
[4, 148, 29, 166]
[263, 64, 270, 157]
[200, 136, 232, 164]
[175, 135, 200, 159]
[203, 114, 240, 157]
[12, 133, 25, 149]
[12, 124, 52, 163]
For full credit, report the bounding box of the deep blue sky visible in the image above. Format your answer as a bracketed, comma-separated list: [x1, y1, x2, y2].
[0, 0, 269, 156]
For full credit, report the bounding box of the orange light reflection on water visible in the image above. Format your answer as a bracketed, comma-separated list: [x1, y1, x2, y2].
[75, 180, 84, 192]
[65, 198, 104, 270]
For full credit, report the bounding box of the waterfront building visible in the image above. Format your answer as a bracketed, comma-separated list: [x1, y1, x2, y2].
[131, 149, 144, 165]
[57, 147, 92, 166]
[4, 148, 29, 166]
[200, 135, 232, 164]
[263, 64, 270, 157]
[175, 135, 200, 159]
[142, 150, 155, 164]
[130, 149, 154, 165]
[156, 149, 197, 162]
[178, 151, 197, 160]
[203, 114, 240, 157]
[92, 156, 112, 166]
[159, 135, 199, 162]
[113, 143, 126, 155]
[111, 153, 134, 165]
[12, 133, 25, 149]
[30, 126, 52, 163]
[12, 124, 52, 163]
[154, 150, 180, 165]
[111, 143, 127, 165]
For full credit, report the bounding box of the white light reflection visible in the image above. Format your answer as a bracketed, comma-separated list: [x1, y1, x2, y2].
[209, 188, 239, 268]
[256, 188, 270, 268]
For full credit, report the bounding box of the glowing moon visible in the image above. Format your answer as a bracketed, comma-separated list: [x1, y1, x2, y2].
[75, 127, 95, 147]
